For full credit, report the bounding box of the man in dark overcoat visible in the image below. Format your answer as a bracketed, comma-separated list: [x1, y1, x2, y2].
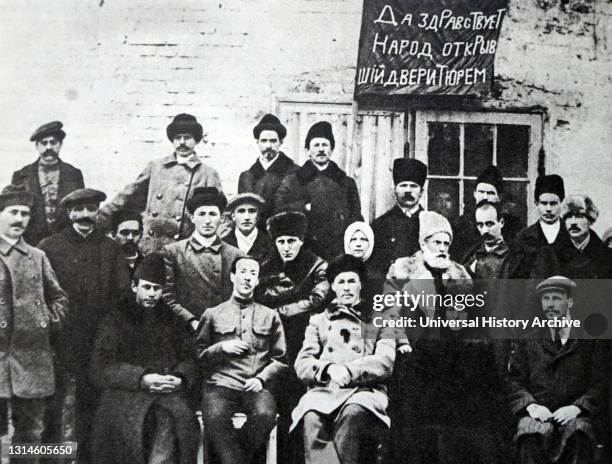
[11, 121, 84, 245]
[238, 113, 298, 226]
[275, 121, 362, 261]
[38, 188, 130, 464]
[369, 158, 428, 282]
[507, 276, 610, 464]
[0, 185, 69, 462]
[89, 253, 200, 464]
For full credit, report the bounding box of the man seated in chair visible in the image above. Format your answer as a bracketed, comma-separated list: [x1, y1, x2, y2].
[197, 255, 288, 464]
[89, 252, 200, 464]
[291, 254, 397, 464]
[507, 276, 609, 464]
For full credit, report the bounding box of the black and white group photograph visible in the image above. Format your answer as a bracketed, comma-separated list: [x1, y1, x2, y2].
[1, 0, 612, 463]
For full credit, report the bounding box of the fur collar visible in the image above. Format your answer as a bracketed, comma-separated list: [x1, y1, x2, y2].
[387, 250, 472, 284]
[247, 152, 295, 180]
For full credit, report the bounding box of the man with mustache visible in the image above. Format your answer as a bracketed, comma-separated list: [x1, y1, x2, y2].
[507, 276, 609, 464]
[511, 174, 571, 278]
[11, 121, 84, 246]
[275, 121, 362, 261]
[38, 188, 130, 464]
[369, 158, 428, 282]
[162, 187, 244, 334]
[221, 193, 273, 264]
[534, 194, 612, 279]
[197, 255, 287, 464]
[238, 114, 298, 227]
[112, 209, 144, 280]
[98, 113, 222, 254]
[0, 184, 68, 463]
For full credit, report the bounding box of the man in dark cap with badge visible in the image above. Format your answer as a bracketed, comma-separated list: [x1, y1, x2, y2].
[507, 276, 609, 464]
[11, 121, 84, 246]
[369, 158, 427, 282]
[0, 184, 69, 460]
[38, 188, 130, 464]
[238, 113, 298, 226]
[221, 193, 273, 263]
[275, 121, 362, 261]
[111, 209, 145, 280]
[162, 187, 244, 334]
[98, 113, 222, 254]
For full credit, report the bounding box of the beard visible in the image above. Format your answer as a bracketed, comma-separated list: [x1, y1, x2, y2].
[121, 241, 139, 256]
[422, 247, 451, 270]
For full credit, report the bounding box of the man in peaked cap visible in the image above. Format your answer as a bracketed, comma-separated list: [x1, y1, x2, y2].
[11, 121, 84, 246]
[238, 113, 298, 227]
[89, 252, 200, 464]
[450, 165, 522, 262]
[221, 193, 274, 263]
[369, 158, 428, 282]
[97, 113, 223, 254]
[38, 188, 130, 464]
[162, 187, 244, 334]
[0, 185, 68, 460]
[275, 121, 363, 261]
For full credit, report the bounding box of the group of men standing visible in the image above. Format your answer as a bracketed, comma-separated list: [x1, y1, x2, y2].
[0, 111, 610, 464]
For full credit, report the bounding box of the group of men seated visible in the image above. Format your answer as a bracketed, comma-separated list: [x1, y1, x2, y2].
[0, 114, 610, 464]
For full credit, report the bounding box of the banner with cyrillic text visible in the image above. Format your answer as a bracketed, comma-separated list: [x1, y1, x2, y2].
[355, 0, 509, 97]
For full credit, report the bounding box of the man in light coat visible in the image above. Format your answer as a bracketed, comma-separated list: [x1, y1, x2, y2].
[98, 113, 222, 254]
[0, 184, 68, 463]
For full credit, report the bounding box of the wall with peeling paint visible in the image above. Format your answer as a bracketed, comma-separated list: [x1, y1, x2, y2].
[0, 0, 610, 231]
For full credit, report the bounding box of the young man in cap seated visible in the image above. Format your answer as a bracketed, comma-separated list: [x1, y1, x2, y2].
[220, 193, 274, 264]
[12, 121, 84, 245]
[162, 187, 244, 334]
[0, 185, 68, 460]
[89, 253, 200, 464]
[238, 114, 297, 227]
[291, 254, 396, 464]
[38, 187, 130, 463]
[98, 113, 222, 254]
[507, 276, 609, 464]
[197, 255, 287, 464]
[111, 209, 145, 280]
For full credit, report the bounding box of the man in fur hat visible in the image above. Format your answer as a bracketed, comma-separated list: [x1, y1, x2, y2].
[111, 209, 144, 280]
[369, 158, 428, 282]
[89, 253, 200, 464]
[162, 187, 244, 334]
[275, 121, 362, 261]
[98, 113, 222, 254]
[238, 113, 298, 226]
[0, 184, 68, 460]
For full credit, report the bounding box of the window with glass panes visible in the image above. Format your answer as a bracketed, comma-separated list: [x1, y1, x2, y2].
[414, 111, 542, 227]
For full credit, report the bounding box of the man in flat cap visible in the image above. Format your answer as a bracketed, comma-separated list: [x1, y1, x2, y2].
[89, 253, 200, 464]
[238, 113, 298, 227]
[111, 209, 144, 280]
[507, 276, 609, 464]
[11, 121, 84, 246]
[221, 193, 273, 263]
[534, 194, 612, 279]
[98, 113, 222, 254]
[369, 158, 428, 283]
[275, 121, 362, 261]
[38, 188, 130, 464]
[162, 187, 244, 334]
[450, 165, 522, 262]
[0, 185, 68, 460]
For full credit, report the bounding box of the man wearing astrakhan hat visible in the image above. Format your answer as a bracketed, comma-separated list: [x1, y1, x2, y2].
[162, 187, 244, 334]
[11, 121, 84, 245]
[275, 121, 362, 261]
[0, 185, 68, 459]
[369, 158, 428, 282]
[97, 113, 222, 254]
[222, 193, 274, 263]
[38, 188, 130, 463]
[507, 276, 609, 464]
[238, 113, 298, 226]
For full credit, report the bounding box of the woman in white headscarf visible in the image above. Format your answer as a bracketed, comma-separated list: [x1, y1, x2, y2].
[344, 221, 374, 262]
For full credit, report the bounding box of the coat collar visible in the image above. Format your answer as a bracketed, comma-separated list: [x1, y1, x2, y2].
[0, 236, 30, 257]
[247, 152, 294, 180]
[474, 240, 510, 258]
[296, 160, 346, 184]
[188, 234, 223, 253]
[326, 300, 366, 322]
[161, 153, 202, 169]
[62, 225, 105, 244]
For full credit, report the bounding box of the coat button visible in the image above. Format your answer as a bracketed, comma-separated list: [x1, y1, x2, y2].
[312, 366, 317, 371]
[174, 234, 180, 240]
[328, 326, 332, 331]
[328, 346, 333, 352]
[157, 193, 163, 199]
[391, 237, 396, 243]
[0, 322, 7, 328]
[35, 299, 41, 306]
[40, 321, 47, 328]
[151, 212, 158, 217]
[352, 346, 361, 353]
[175, 216, 181, 221]
[184, 182, 190, 187]
[149, 230, 154, 236]
[0, 298, 5, 304]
